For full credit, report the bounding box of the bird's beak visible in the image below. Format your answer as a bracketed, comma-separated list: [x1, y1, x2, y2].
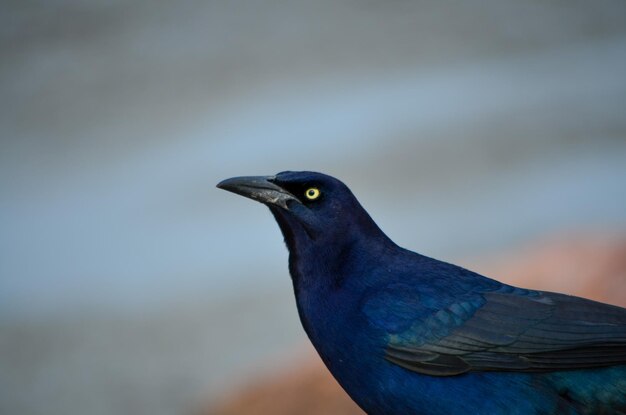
[217, 175, 300, 210]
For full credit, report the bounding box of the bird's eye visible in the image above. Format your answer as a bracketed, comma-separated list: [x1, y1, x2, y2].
[304, 187, 321, 200]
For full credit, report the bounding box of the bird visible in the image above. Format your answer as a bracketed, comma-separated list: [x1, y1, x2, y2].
[217, 171, 626, 415]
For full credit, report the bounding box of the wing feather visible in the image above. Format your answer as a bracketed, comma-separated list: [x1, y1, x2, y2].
[386, 290, 626, 376]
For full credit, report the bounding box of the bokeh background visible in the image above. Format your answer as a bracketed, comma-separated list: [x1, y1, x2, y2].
[1, 1, 626, 414]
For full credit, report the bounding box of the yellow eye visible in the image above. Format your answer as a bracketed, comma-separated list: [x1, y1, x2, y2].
[304, 187, 321, 200]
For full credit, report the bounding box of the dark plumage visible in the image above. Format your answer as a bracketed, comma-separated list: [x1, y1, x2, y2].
[217, 171, 626, 415]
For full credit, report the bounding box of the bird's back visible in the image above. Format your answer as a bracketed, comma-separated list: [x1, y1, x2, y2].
[303, 249, 626, 414]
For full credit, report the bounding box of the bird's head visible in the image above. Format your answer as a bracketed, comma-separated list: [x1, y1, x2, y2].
[217, 171, 388, 253]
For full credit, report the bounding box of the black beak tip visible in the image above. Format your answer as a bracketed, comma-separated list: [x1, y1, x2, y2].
[216, 179, 227, 190]
[216, 177, 240, 192]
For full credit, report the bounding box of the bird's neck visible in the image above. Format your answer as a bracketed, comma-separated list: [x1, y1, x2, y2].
[268, 203, 396, 288]
[288, 230, 395, 291]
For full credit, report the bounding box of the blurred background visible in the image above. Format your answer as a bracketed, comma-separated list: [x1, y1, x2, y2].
[1, 1, 626, 414]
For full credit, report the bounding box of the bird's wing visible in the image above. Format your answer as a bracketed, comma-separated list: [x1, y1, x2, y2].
[376, 289, 626, 376]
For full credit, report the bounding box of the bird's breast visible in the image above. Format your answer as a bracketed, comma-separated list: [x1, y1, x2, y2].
[294, 275, 387, 377]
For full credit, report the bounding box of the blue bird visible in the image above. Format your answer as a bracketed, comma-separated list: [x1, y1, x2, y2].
[217, 171, 626, 415]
